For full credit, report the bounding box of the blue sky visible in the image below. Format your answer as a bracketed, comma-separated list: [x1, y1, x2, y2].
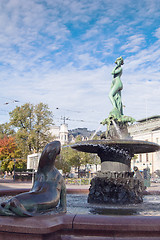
[0, 0, 160, 130]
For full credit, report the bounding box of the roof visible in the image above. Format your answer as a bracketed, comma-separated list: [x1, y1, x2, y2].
[137, 115, 160, 123]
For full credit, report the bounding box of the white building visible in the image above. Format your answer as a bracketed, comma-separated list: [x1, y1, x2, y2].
[128, 116, 160, 174]
[27, 124, 69, 170]
[27, 153, 41, 170]
[59, 124, 68, 145]
[50, 124, 68, 145]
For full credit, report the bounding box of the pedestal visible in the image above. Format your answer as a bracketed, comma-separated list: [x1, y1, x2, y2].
[88, 171, 144, 204]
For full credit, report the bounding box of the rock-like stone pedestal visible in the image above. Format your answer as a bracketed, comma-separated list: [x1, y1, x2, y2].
[88, 171, 144, 204]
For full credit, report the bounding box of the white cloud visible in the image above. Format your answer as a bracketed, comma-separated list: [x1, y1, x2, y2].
[121, 34, 146, 53]
[0, 0, 160, 130]
[82, 27, 99, 40]
[154, 27, 160, 39]
[77, 53, 103, 68]
[97, 17, 111, 25]
[103, 38, 120, 55]
[116, 25, 133, 36]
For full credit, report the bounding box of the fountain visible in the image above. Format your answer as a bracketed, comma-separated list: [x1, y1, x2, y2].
[71, 56, 160, 204]
[0, 57, 160, 239]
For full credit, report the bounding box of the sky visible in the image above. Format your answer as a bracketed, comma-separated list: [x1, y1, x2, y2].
[0, 0, 160, 131]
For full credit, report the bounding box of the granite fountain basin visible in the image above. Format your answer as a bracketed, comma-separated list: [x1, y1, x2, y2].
[1, 187, 160, 239]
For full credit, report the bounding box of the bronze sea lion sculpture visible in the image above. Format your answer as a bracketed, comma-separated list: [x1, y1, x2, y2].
[0, 141, 66, 217]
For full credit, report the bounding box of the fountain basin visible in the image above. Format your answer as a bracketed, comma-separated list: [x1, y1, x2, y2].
[71, 139, 160, 172]
[71, 139, 160, 154]
[71, 140, 160, 205]
[1, 188, 160, 239]
[1, 213, 160, 240]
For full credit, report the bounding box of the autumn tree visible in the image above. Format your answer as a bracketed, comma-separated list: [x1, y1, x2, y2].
[1, 158, 27, 173]
[9, 102, 53, 157]
[0, 136, 21, 160]
[0, 136, 25, 173]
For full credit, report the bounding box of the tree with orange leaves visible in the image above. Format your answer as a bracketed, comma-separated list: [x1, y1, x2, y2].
[0, 136, 25, 173]
[0, 136, 21, 160]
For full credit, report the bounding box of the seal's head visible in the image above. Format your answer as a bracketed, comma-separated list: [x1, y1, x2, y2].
[38, 141, 61, 171]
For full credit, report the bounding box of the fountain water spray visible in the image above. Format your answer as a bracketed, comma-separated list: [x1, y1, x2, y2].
[90, 125, 102, 140]
[111, 119, 123, 139]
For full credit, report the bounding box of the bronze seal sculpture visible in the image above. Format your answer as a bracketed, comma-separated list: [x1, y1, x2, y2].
[0, 141, 66, 217]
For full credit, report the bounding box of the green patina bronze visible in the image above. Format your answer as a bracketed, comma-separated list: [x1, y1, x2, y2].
[101, 57, 135, 137]
[0, 141, 66, 217]
[109, 56, 124, 116]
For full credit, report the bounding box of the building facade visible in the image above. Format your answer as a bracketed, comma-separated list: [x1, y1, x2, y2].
[128, 116, 160, 174]
[50, 124, 69, 145]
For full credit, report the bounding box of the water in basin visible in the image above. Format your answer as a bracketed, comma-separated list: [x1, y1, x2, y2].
[66, 194, 160, 216]
[1, 193, 160, 216]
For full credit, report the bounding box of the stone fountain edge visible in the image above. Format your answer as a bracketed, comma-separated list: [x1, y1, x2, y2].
[0, 211, 160, 239]
[0, 188, 160, 239]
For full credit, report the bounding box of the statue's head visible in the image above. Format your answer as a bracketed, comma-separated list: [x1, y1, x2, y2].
[115, 56, 124, 65]
[38, 141, 61, 171]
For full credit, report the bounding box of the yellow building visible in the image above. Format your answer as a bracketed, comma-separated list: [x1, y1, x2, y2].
[128, 116, 160, 174]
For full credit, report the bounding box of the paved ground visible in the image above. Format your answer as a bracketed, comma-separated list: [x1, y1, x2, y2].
[0, 179, 90, 190]
[0, 179, 160, 191]
[148, 182, 160, 191]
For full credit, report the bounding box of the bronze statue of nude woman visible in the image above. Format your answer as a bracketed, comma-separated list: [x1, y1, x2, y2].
[109, 56, 124, 116]
[101, 57, 135, 137]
